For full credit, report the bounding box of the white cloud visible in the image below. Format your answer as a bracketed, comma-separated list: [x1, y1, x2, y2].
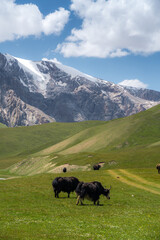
[57, 0, 160, 58]
[42, 8, 70, 35]
[118, 79, 148, 89]
[0, 0, 70, 42]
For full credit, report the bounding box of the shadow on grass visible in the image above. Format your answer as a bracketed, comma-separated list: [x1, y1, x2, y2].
[77, 203, 104, 206]
[76, 203, 113, 206]
[53, 196, 77, 199]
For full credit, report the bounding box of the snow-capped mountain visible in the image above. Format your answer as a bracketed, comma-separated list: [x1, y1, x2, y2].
[0, 53, 159, 127]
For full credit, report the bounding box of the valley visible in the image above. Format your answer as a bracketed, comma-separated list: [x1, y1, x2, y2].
[0, 104, 160, 177]
[1, 1, 160, 238]
[0, 103, 160, 240]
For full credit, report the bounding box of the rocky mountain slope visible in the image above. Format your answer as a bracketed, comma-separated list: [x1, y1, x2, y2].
[122, 86, 160, 102]
[0, 53, 159, 127]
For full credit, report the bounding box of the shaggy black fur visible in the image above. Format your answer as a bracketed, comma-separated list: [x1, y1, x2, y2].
[63, 167, 67, 173]
[156, 164, 160, 174]
[76, 181, 110, 205]
[52, 176, 79, 198]
[93, 164, 101, 170]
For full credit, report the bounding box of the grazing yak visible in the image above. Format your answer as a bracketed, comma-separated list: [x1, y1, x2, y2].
[156, 164, 160, 174]
[93, 164, 101, 170]
[76, 181, 111, 205]
[63, 167, 67, 173]
[52, 176, 79, 198]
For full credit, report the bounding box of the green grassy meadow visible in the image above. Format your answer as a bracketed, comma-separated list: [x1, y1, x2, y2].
[0, 104, 160, 239]
[0, 121, 106, 169]
[0, 169, 160, 240]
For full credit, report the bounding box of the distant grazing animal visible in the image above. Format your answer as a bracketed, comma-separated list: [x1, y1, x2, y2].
[63, 167, 67, 173]
[76, 181, 111, 205]
[156, 164, 160, 174]
[52, 176, 79, 198]
[93, 164, 101, 170]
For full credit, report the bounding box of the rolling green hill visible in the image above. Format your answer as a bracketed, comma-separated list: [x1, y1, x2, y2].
[0, 121, 106, 169]
[0, 123, 7, 128]
[0, 104, 160, 176]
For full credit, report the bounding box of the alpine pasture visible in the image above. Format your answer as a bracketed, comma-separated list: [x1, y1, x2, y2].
[0, 105, 160, 239]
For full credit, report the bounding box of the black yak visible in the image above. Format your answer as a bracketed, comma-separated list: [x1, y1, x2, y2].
[93, 164, 101, 170]
[52, 176, 79, 198]
[76, 181, 111, 205]
[63, 167, 67, 173]
[156, 164, 160, 174]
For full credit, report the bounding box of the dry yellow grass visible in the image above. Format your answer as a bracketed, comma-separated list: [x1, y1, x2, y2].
[60, 121, 130, 154]
[37, 117, 133, 156]
[148, 141, 160, 148]
[108, 170, 160, 195]
[48, 163, 90, 173]
[38, 129, 89, 155]
[119, 169, 160, 189]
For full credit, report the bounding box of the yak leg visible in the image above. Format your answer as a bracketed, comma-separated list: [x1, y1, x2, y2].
[54, 189, 57, 198]
[76, 196, 83, 205]
[94, 200, 99, 205]
[54, 189, 60, 198]
[68, 192, 70, 198]
[158, 169, 160, 174]
[76, 196, 80, 205]
[80, 199, 84, 205]
[76, 195, 80, 205]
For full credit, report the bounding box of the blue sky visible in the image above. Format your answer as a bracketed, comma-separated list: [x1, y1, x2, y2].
[0, 0, 160, 91]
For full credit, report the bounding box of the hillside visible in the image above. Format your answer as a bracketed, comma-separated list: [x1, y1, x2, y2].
[0, 121, 105, 169]
[0, 123, 6, 128]
[0, 104, 160, 176]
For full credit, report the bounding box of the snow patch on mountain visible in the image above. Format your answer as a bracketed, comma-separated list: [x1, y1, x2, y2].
[123, 88, 156, 106]
[5, 54, 111, 96]
[42, 57, 99, 82]
[15, 57, 43, 78]
[5, 53, 16, 66]
[1, 52, 160, 127]
[15, 57, 50, 93]
[56, 81, 67, 87]
[118, 79, 148, 89]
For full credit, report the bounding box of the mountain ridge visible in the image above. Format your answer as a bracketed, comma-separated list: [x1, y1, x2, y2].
[0, 52, 159, 127]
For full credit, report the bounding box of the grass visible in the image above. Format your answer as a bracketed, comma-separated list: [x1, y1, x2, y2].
[1, 105, 160, 239]
[0, 169, 160, 240]
[0, 104, 159, 176]
[0, 121, 105, 169]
